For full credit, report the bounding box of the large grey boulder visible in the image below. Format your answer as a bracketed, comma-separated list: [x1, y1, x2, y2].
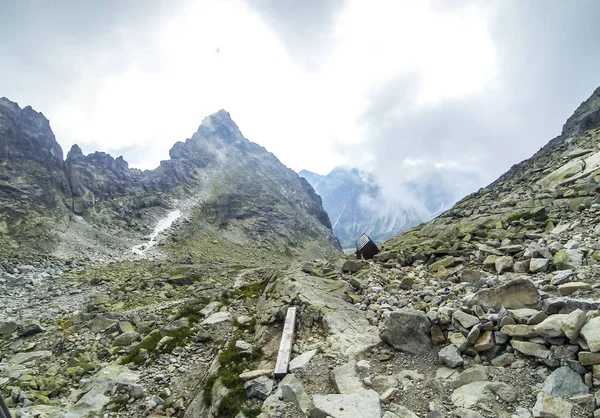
[379, 309, 432, 354]
[244, 376, 274, 400]
[541, 366, 587, 398]
[289, 349, 317, 372]
[532, 392, 573, 418]
[439, 345, 464, 368]
[553, 249, 583, 270]
[533, 315, 567, 339]
[311, 389, 381, 418]
[465, 278, 540, 311]
[451, 381, 516, 408]
[560, 309, 586, 341]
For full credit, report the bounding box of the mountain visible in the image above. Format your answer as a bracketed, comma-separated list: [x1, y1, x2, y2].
[300, 166, 475, 249]
[0, 99, 341, 262]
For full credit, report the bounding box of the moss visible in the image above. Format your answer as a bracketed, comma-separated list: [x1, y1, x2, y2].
[120, 331, 161, 365]
[231, 281, 267, 299]
[175, 299, 209, 323]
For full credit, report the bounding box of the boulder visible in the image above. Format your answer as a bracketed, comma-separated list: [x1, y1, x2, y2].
[330, 361, 363, 394]
[495, 256, 514, 274]
[439, 345, 463, 368]
[244, 376, 274, 400]
[342, 260, 363, 274]
[553, 249, 584, 270]
[9, 350, 52, 364]
[560, 309, 586, 341]
[201, 311, 231, 325]
[311, 389, 381, 418]
[558, 282, 592, 296]
[466, 278, 540, 311]
[112, 331, 140, 347]
[532, 392, 573, 418]
[541, 366, 587, 398]
[533, 315, 567, 339]
[530, 258, 550, 273]
[380, 309, 432, 354]
[281, 374, 313, 414]
[453, 311, 480, 329]
[473, 331, 494, 352]
[454, 366, 488, 388]
[510, 340, 550, 359]
[580, 317, 600, 352]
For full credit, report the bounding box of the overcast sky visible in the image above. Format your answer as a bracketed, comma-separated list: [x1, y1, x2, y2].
[1, 0, 599, 201]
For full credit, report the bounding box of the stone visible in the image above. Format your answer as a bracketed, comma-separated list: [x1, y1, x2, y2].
[431, 325, 446, 346]
[387, 404, 419, 418]
[580, 317, 600, 352]
[454, 366, 488, 388]
[239, 370, 273, 381]
[510, 340, 550, 359]
[578, 352, 600, 366]
[560, 309, 587, 341]
[449, 332, 469, 352]
[510, 308, 541, 323]
[558, 282, 592, 295]
[280, 373, 313, 414]
[130, 385, 145, 399]
[311, 389, 381, 418]
[453, 311, 480, 329]
[455, 408, 484, 418]
[473, 331, 494, 352]
[439, 345, 464, 368]
[356, 360, 371, 374]
[530, 258, 550, 273]
[235, 340, 252, 352]
[342, 260, 363, 273]
[553, 249, 584, 270]
[534, 315, 567, 339]
[495, 256, 514, 274]
[541, 366, 588, 398]
[160, 317, 190, 335]
[200, 301, 224, 317]
[289, 349, 317, 372]
[18, 323, 45, 337]
[200, 311, 231, 325]
[513, 260, 530, 273]
[551, 270, 575, 286]
[491, 353, 516, 367]
[244, 376, 274, 400]
[451, 381, 516, 408]
[112, 331, 140, 346]
[330, 361, 363, 394]
[532, 392, 573, 418]
[0, 321, 19, 335]
[501, 324, 538, 338]
[9, 350, 52, 364]
[379, 309, 432, 354]
[466, 278, 540, 311]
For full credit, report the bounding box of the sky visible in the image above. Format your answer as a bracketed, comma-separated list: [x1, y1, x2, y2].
[1, 0, 600, 203]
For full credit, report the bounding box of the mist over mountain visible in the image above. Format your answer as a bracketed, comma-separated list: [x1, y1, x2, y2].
[300, 166, 479, 248]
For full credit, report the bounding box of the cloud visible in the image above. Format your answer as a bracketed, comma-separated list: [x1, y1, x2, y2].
[1, 0, 599, 202]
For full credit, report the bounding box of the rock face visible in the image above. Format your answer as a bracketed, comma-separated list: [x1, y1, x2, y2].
[0, 100, 341, 259]
[0, 97, 69, 252]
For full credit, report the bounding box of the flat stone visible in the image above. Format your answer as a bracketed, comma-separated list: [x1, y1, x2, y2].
[112, 331, 140, 346]
[560, 309, 587, 341]
[379, 309, 431, 354]
[311, 389, 381, 418]
[9, 350, 52, 364]
[0, 320, 20, 335]
[330, 361, 363, 394]
[449, 332, 469, 352]
[200, 301, 223, 317]
[289, 349, 317, 372]
[509, 308, 541, 323]
[495, 256, 514, 274]
[580, 317, 600, 352]
[578, 351, 600, 366]
[511, 340, 550, 359]
[239, 369, 273, 381]
[542, 366, 588, 398]
[454, 366, 487, 388]
[200, 311, 231, 325]
[18, 323, 45, 337]
[558, 282, 592, 296]
[451, 381, 516, 408]
[501, 324, 538, 338]
[491, 353, 516, 367]
[554, 249, 583, 270]
[453, 311, 480, 329]
[532, 392, 573, 418]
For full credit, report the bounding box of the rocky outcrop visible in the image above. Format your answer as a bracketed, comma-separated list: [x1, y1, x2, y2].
[0, 100, 341, 259]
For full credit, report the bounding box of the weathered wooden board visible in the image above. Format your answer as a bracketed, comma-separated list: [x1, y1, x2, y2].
[274, 306, 297, 378]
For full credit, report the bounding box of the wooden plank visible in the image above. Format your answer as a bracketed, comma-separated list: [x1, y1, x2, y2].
[274, 306, 297, 378]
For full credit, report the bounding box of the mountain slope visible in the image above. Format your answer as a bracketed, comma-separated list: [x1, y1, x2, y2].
[379, 85, 600, 271]
[0, 99, 341, 261]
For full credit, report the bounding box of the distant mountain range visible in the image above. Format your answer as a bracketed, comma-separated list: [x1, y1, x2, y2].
[300, 166, 478, 249]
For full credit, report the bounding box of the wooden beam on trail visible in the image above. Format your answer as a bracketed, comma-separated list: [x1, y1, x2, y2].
[274, 306, 297, 378]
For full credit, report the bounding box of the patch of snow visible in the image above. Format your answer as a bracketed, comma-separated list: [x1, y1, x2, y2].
[131, 210, 182, 255]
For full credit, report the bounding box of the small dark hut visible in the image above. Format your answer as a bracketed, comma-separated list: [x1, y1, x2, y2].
[356, 233, 379, 260]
